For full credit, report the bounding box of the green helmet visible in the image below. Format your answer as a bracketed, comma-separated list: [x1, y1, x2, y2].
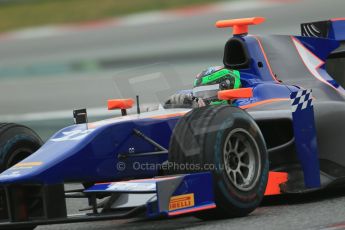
[192, 66, 241, 104]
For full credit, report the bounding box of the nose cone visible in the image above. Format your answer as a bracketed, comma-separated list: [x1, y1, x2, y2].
[0, 124, 99, 184]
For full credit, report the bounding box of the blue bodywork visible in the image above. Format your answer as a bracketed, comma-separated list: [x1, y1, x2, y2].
[0, 115, 180, 184]
[290, 89, 320, 188]
[328, 19, 345, 41]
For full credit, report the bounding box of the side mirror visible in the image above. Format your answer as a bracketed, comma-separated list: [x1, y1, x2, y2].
[73, 108, 88, 124]
[108, 99, 134, 116]
[218, 88, 253, 100]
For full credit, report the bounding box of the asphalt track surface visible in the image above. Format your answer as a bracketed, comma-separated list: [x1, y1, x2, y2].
[1, 0, 345, 229]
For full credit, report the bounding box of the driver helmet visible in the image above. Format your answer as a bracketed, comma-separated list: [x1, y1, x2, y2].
[192, 66, 241, 104]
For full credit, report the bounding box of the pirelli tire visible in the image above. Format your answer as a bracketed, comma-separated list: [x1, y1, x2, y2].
[168, 105, 269, 219]
[0, 123, 43, 173]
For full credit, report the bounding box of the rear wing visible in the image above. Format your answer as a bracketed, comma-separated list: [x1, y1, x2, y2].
[301, 19, 345, 88]
[301, 19, 345, 42]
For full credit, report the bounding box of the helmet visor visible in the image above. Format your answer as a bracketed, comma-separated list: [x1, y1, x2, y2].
[192, 84, 220, 100]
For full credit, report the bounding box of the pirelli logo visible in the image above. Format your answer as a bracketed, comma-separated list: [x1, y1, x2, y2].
[169, 193, 195, 211]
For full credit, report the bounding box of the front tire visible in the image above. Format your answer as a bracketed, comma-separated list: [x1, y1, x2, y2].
[0, 123, 42, 230]
[0, 123, 43, 172]
[168, 105, 268, 219]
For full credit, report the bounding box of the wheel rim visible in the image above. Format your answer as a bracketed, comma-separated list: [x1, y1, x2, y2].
[223, 128, 261, 191]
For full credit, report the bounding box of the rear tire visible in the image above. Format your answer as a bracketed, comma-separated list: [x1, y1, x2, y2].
[168, 105, 268, 219]
[0, 123, 43, 172]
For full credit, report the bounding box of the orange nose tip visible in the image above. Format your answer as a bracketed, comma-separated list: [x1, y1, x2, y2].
[215, 17, 265, 35]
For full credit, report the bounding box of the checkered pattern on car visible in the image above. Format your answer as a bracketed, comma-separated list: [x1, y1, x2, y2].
[290, 89, 313, 113]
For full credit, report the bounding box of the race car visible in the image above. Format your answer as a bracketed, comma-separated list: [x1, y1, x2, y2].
[0, 16, 345, 229]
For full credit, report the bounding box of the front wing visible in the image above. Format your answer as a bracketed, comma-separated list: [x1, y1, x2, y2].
[0, 172, 216, 229]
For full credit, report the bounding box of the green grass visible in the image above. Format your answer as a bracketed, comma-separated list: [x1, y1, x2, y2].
[0, 0, 223, 32]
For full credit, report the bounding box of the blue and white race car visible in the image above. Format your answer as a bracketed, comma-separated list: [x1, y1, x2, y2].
[0, 16, 345, 229]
